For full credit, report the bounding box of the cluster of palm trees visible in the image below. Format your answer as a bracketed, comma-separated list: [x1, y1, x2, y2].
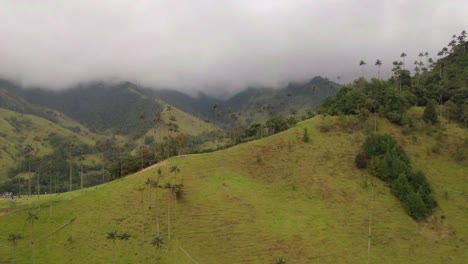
[359, 60, 383, 80]
[359, 30, 466, 83]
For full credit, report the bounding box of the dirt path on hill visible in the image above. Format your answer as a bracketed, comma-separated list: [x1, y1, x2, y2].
[141, 160, 169, 172]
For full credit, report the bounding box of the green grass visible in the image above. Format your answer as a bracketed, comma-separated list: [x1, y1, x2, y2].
[137, 102, 219, 143]
[0, 115, 466, 263]
[0, 109, 101, 182]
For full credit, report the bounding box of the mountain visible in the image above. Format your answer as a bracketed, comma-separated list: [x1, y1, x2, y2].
[151, 76, 340, 124]
[1, 76, 339, 134]
[10, 82, 163, 136]
[0, 114, 466, 263]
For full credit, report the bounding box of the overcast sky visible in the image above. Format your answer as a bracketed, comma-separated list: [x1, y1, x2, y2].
[0, 0, 467, 94]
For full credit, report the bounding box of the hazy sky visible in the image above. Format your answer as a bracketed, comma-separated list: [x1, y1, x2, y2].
[0, 0, 467, 94]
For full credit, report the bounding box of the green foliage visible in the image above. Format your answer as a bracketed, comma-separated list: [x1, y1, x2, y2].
[265, 116, 289, 134]
[362, 134, 436, 220]
[320, 31, 468, 127]
[320, 79, 412, 125]
[423, 99, 438, 124]
[302, 128, 310, 143]
[454, 146, 466, 161]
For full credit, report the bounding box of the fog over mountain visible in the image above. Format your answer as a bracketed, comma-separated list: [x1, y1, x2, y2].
[0, 0, 467, 94]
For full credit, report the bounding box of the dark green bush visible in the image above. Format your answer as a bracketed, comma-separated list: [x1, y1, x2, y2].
[362, 134, 436, 220]
[355, 152, 368, 169]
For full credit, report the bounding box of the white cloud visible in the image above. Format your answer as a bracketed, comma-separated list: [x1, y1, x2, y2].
[0, 0, 466, 93]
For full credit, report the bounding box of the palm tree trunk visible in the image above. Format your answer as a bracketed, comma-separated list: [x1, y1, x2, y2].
[80, 162, 83, 189]
[31, 221, 35, 264]
[28, 156, 31, 196]
[69, 161, 72, 192]
[12, 245, 16, 264]
[49, 171, 52, 217]
[168, 196, 171, 241]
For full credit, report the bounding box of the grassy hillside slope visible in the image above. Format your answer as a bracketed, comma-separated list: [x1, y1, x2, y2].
[137, 102, 219, 143]
[0, 108, 99, 181]
[0, 115, 466, 263]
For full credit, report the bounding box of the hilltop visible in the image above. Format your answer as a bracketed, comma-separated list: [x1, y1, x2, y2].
[0, 114, 466, 263]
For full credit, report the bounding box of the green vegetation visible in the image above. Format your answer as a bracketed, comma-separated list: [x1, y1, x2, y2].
[0, 109, 98, 183]
[320, 30, 468, 128]
[361, 134, 437, 220]
[0, 116, 466, 263]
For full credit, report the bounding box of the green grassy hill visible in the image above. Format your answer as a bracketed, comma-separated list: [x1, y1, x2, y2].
[138, 102, 219, 143]
[0, 108, 104, 182]
[0, 115, 466, 263]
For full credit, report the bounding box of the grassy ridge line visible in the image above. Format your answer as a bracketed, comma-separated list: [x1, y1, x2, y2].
[136, 102, 219, 144]
[0, 116, 466, 263]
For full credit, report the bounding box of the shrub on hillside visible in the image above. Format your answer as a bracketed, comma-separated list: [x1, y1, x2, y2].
[422, 99, 438, 124]
[302, 128, 310, 143]
[355, 152, 368, 169]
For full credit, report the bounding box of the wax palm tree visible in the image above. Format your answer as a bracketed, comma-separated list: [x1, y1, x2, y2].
[170, 165, 180, 184]
[151, 236, 165, 264]
[458, 31, 466, 54]
[448, 40, 457, 53]
[118, 232, 132, 262]
[428, 58, 434, 70]
[7, 233, 23, 263]
[400, 52, 407, 69]
[47, 162, 55, 217]
[68, 141, 74, 191]
[23, 144, 34, 196]
[418, 52, 424, 64]
[26, 211, 39, 264]
[359, 60, 366, 78]
[106, 231, 118, 264]
[375, 59, 382, 80]
[32, 136, 41, 200]
[79, 153, 84, 189]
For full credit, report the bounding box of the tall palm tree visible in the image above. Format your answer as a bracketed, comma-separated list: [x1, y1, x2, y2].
[32, 137, 40, 200]
[106, 231, 118, 264]
[459, 30, 467, 54]
[428, 58, 434, 70]
[418, 52, 424, 64]
[47, 162, 55, 217]
[26, 211, 39, 264]
[117, 232, 132, 262]
[7, 233, 23, 263]
[375, 60, 382, 80]
[23, 144, 34, 196]
[424, 52, 429, 65]
[151, 236, 165, 264]
[414, 66, 421, 84]
[68, 141, 74, 192]
[359, 60, 366, 78]
[169, 165, 180, 184]
[79, 152, 84, 189]
[400, 52, 407, 69]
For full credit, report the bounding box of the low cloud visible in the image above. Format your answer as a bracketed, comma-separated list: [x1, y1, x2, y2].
[0, 0, 467, 93]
